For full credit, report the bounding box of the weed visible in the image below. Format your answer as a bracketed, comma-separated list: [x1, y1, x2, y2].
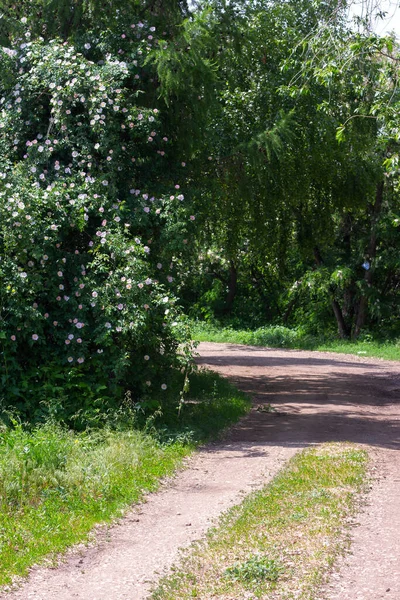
[225, 554, 283, 583]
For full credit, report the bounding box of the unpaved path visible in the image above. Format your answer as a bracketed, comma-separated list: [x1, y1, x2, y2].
[2, 342, 400, 600]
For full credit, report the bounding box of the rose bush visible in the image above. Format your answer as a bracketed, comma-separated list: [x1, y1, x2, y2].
[0, 22, 194, 423]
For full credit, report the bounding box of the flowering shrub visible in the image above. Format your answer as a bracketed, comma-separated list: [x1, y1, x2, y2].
[0, 23, 194, 421]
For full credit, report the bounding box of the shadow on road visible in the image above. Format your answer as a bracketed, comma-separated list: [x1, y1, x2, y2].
[197, 343, 400, 451]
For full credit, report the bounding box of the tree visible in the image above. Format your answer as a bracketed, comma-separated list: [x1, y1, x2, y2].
[290, 21, 400, 338]
[159, 0, 400, 338]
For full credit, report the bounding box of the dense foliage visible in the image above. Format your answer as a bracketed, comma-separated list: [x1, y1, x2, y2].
[0, 9, 195, 422]
[1, 0, 400, 422]
[169, 1, 400, 340]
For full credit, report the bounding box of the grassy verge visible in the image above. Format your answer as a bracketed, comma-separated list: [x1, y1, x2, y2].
[192, 322, 400, 361]
[151, 443, 368, 600]
[0, 370, 250, 588]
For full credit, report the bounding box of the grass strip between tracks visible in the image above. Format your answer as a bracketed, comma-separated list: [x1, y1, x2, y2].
[151, 443, 368, 600]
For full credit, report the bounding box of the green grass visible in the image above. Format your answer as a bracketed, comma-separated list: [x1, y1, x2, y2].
[0, 370, 250, 588]
[152, 368, 251, 443]
[192, 322, 400, 361]
[151, 443, 368, 600]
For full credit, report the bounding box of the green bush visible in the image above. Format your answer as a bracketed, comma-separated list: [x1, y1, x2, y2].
[0, 24, 194, 421]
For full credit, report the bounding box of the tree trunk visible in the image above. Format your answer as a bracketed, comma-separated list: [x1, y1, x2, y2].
[353, 181, 384, 338]
[313, 246, 350, 339]
[332, 299, 350, 339]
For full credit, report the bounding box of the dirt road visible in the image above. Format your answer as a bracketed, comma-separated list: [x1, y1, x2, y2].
[1, 342, 399, 600]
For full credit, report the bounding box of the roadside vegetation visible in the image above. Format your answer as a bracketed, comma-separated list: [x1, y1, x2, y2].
[151, 443, 368, 600]
[192, 322, 400, 362]
[0, 370, 250, 588]
[0, 0, 398, 592]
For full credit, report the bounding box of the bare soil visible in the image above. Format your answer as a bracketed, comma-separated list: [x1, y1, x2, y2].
[2, 342, 400, 600]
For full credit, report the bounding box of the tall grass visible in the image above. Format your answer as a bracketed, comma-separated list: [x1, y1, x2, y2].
[0, 423, 187, 586]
